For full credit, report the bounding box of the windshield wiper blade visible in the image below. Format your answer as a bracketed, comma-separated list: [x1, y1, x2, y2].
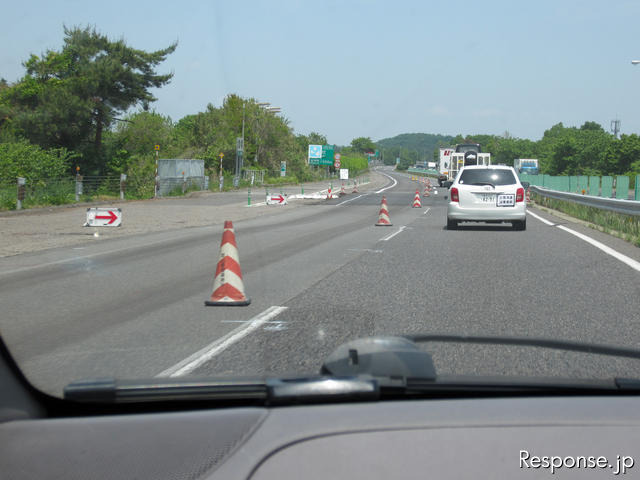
[404, 334, 640, 360]
[64, 377, 269, 403]
[470, 182, 495, 187]
[64, 376, 378, 404]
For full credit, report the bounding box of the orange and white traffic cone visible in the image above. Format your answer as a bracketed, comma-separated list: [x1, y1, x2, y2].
[340, 183, 346, 196]
[412, 190, 422, 208]
[205, 221, 251, 306]
[526, 188, 531, 203]
[375, 196, 392, 226]
[423, 184, 431, 197]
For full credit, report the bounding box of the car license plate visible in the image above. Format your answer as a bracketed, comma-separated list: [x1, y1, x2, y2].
[479, 194, 495, 203]
[497, 194, 515, 206]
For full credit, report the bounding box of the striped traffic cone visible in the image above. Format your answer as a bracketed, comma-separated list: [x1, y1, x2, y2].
[205, 221, 251, 306]
[352, 181, 359, 193]
[412, 190, 422, 208]
[423, 184, 431, 197]
[340, 183, 346, 196]
[375, 196, 392, 226]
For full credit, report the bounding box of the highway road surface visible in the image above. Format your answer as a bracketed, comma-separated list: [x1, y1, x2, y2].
[1, 167, 640, 396]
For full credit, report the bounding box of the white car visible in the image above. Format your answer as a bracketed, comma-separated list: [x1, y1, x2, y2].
[446, 165, 527, 230]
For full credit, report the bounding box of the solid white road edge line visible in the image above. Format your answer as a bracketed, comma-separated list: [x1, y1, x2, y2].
[526, 210, 555, 226]
[527, 211, 640, 273]
[556, 225, 640, 273]
[376, 171, 398, 193]
[156, 305, 288, 377]
[380, 225, 406, 242]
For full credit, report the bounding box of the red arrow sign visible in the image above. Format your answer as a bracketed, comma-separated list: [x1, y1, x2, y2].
[95, 210, 118, 224]
[269, 195, 285, 203]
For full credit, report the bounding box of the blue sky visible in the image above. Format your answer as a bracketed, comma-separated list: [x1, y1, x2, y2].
[2, 0, 640, 145]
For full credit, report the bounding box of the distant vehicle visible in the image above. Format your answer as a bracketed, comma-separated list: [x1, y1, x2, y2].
[447, 144, 491, 182]
[514, 158, 539, 175]
[414, 162, 427, 169]
[438, 147, 454, 186]
[446, 165, 527, 231]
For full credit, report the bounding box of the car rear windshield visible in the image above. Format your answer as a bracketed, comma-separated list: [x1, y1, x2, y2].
[459, 169, 517, 186]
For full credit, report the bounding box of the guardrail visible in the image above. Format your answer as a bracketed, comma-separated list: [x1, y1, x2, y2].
[406, 168, 439, 176]
[530, 186, 640, 217]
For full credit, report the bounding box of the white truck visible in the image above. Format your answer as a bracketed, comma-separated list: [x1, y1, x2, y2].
[438, 147, 455, 186]
[439, 144, 491, 185]
[513, 159, 539, 175]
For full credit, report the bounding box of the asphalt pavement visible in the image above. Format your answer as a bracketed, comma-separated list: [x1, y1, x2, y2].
[1, 166, 639, 395]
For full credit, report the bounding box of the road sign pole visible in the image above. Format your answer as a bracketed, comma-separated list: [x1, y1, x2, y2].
[219, 152, 225, 192]
[154, 149, 159, 198]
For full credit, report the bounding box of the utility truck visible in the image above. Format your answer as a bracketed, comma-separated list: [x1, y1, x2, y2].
[439, 144, 492, 185]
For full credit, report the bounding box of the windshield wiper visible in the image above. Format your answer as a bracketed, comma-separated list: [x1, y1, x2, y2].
[469, 182, 495, 187]
[64, 376, 378, 404]
[404, 334, 640, 360]
[65, 335, 640, 404]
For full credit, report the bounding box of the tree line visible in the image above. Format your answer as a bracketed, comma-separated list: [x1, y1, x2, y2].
[380, 123, 640, 177]
[0, 26, 372, 184]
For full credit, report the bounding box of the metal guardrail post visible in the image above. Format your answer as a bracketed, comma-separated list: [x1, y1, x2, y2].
[120, 174, 127, 200]
[75, 174, 83, 202]
[17, 177, 25, 210]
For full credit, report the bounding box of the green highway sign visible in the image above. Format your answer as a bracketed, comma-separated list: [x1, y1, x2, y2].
[320, 145, 335, 166]
[308, 145, 336, 166]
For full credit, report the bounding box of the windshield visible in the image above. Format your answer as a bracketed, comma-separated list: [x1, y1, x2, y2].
[1, 1, 640, 399]
[459, 169, 517, 185]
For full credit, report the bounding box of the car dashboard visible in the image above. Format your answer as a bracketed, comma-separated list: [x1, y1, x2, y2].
[2, 395, 639, 479]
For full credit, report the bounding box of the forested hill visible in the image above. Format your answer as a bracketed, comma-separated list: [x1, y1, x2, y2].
[376, 133, 454, 155]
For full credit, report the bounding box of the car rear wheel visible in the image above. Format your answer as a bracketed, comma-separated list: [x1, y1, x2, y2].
[447, 218, 458, 230]
[512, 219, 526, 231]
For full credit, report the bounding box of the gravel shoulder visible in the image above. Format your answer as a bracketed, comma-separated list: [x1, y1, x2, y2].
[0, 171, 389, 257]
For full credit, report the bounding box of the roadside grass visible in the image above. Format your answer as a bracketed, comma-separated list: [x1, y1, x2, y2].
[531, 192, 640, 247]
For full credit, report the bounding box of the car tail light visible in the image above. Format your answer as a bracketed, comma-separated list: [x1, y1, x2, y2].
[450, 187, 459, 202]
[516, 187, 524, 202]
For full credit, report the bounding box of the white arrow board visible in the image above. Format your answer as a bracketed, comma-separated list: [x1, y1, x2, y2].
[266, 194, 287, 205]
[85, 208, 122, 227]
